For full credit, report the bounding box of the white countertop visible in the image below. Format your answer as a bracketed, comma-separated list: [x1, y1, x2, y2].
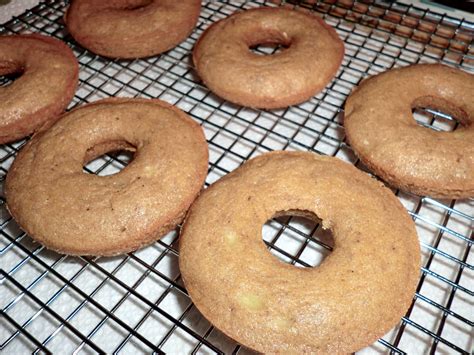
[0, 0, 41, 24]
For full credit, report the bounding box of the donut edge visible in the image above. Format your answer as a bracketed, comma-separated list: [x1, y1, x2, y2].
[5, 97, 209, 256]
[344, 63, 474, 199]
[0, 33, 79, 144]
[179, 150, 420, 353]
[192, 6, 345, 109]
[65, 0, 202, 59]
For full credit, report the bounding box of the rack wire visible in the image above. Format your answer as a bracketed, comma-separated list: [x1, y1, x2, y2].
[0, 0, 472, 353]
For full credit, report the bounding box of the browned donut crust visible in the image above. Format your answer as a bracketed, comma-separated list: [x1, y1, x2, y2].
[344, 64, 474, 199]
[180, 151, 420, 353]
[5, 98, 208, 256]
[193, 7, 344, 109]
[65, 0, 201, 59]
[0, 34, 78, 144]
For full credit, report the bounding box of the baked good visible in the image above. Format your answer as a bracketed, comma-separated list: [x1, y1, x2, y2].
[192, 7, 344, 109]
[5, 98, 208, 256]
[65, 0, 201, 59]
[179, 151, 420, 353]
[344, 64, 474, 199]
[0, 34, 78, 144]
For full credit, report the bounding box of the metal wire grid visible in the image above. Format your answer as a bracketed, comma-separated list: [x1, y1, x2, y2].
[0, 0, 472, 353]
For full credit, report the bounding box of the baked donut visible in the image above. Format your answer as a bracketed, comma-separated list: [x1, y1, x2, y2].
[180, 151, 420, 353]
[65, 0, 201, 59]
[5, 98, 208, 256]
[193, 7, 344, 109]
[0, 34, 78, 144]
[344, 64, 474, 199]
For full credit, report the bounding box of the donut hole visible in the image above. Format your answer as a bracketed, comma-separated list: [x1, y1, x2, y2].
[249, 42, 290, 56]
[122, 0, 153, 11]
[247, 31, 291, 56]
[411, 97, 468, 132]
[412, 107, 461, 132]
[262, 210, 334, 268]
[83, 140, 136, 176]
[0, 65, 24, 88]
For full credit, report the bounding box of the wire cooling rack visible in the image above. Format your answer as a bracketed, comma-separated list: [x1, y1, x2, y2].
[0, 0, 473, 354]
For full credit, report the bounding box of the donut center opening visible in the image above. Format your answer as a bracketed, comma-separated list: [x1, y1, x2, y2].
[83, 140, 136, 176]
[121, 0, 152, 11]
[261, 210, 334, 268]
[247, 31, 291, 56]
[411, 97, 469, 132]
[250, 43, 290, 56]
[0, 64, 24, 88]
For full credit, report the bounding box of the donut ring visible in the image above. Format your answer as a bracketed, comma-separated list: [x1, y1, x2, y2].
[65, 0, 201, 59]
[180, 151, 420, 353]
[344, 64, 474, 199]
[5, 98, 208, 256]
[193, 7, 344, 109]
[0, 34, 78, 144]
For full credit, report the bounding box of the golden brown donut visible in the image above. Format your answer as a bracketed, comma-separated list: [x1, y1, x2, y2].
[344, 64, 474, 199]
[0, 34, 78, 144]
[5, 98, 208, 256]
[193, 7, 344, 109]
[65, 0, 201, 59]
[180, 151, 420, 353]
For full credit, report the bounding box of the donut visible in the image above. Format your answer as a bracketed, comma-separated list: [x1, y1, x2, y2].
[0, 34, 78, 144]
[193, 7, 344, 109]
[179, 151, 420, 353]
[65, 0, 201, 59]
[5, 98, 208, 256]
[344, 64, 474, 199]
